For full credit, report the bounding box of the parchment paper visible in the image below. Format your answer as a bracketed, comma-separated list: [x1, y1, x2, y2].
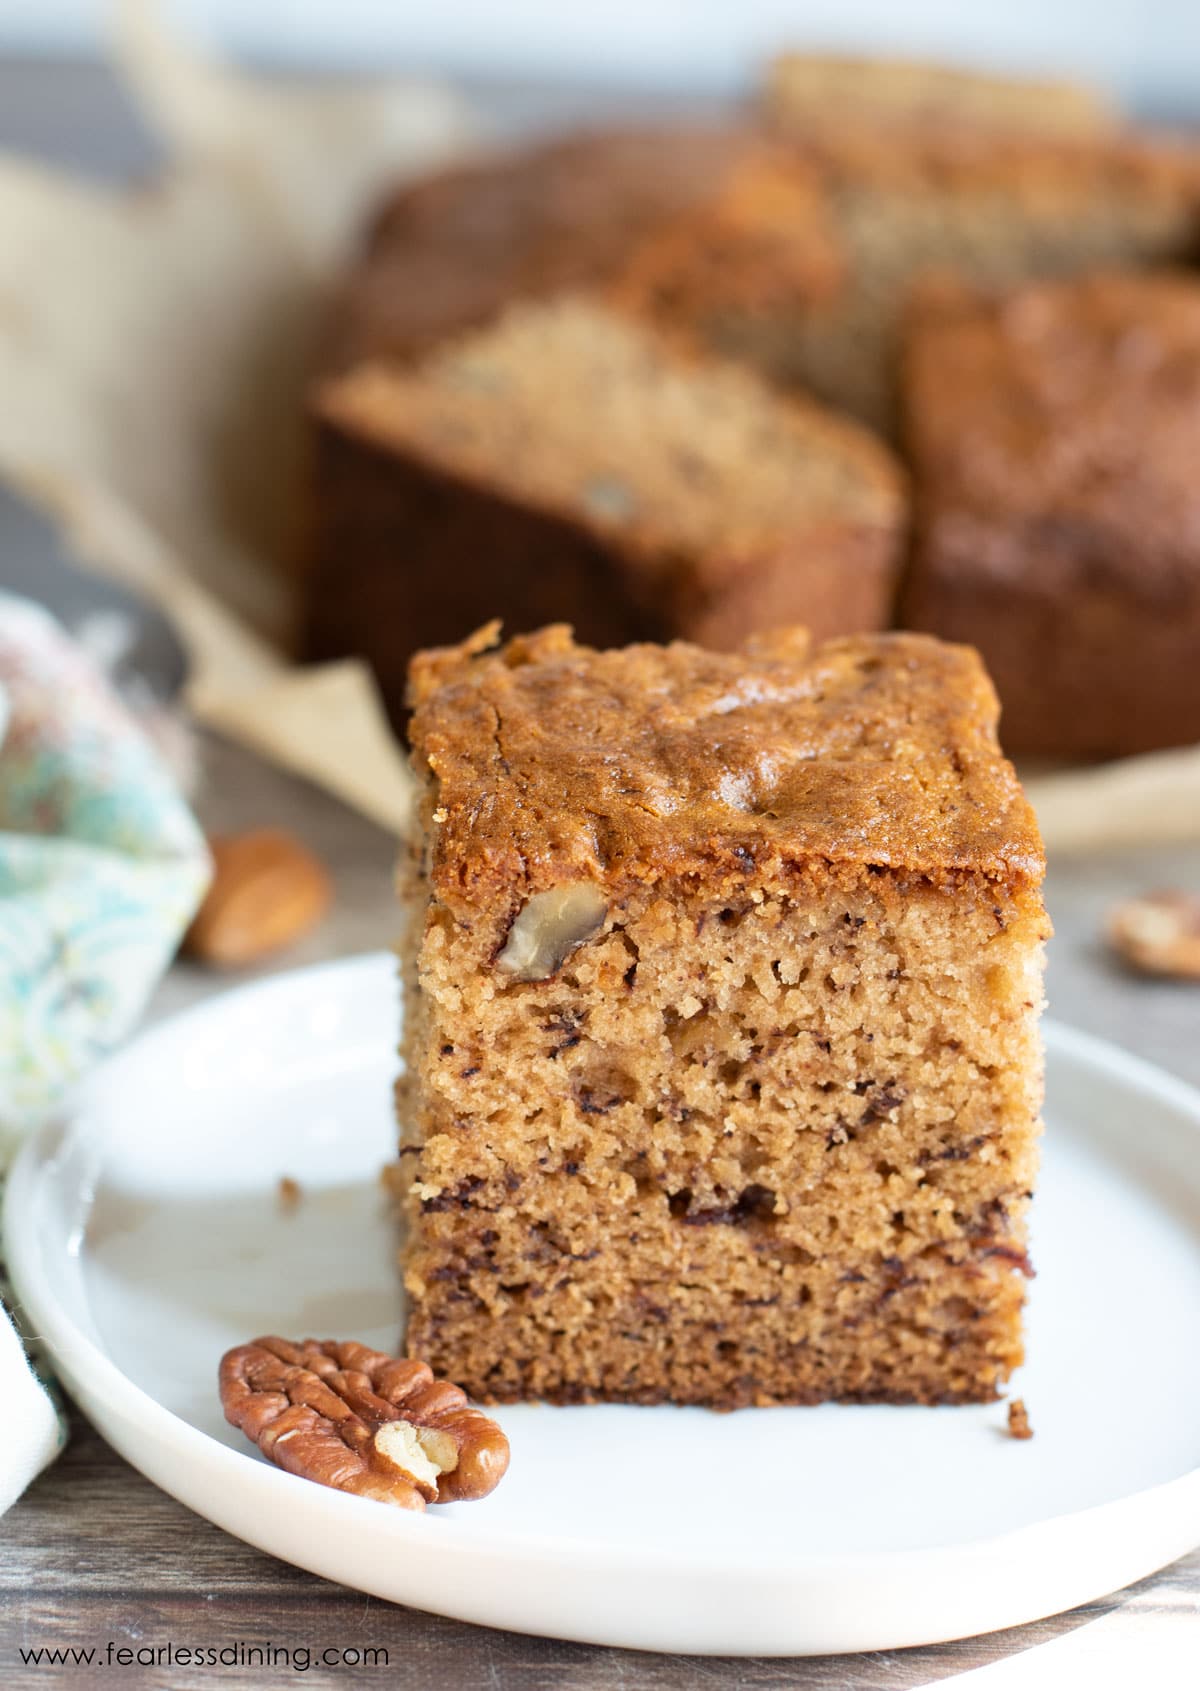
[0, 0, 471, 834]
[0, 0, 1193, 853]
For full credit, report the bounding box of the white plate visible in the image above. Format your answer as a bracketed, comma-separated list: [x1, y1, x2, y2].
[7, 954, 1200, 1656]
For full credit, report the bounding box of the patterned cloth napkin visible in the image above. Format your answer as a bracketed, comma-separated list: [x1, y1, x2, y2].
[0, 591, 209, 1514]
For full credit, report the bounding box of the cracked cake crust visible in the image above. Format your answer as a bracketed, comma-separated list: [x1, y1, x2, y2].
[407, 620, 1042, 912]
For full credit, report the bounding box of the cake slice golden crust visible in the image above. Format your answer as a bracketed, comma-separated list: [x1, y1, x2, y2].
[407, 621, 1041, 913]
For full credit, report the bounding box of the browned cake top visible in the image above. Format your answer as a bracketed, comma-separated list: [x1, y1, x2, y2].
[905, 270, 1200, 554]
[322, 125, 840, 373]
[408, 623, 1043, 909]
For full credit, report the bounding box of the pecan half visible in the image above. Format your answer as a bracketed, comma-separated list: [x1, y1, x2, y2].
[185, 830, 331, 968]
[1108, 889, 1200, 980]
[219, 1336, 509, 1510]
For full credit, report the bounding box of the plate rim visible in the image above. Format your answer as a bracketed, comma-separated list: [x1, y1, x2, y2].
[6, 953, 1200, 1631]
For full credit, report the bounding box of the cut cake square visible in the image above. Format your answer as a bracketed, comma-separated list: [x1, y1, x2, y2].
[398, 621, 1048, 1409]
[754, 128, 1200, 437]
[319, 124, 842, 378]
[901, 269, 1200, 759]
[312, 299, 906, 727]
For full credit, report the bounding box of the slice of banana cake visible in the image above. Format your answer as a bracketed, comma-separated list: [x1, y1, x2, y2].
[397, 621, 1048, 1408]
[313, 299, 906, 729]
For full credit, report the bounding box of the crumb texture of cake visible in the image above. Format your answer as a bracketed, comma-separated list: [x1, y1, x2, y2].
[765, 129, 1200, 435]
[902, 270, 1200, 758]
[397, 622, 1048, 1409]
[312, 301, 906, 721]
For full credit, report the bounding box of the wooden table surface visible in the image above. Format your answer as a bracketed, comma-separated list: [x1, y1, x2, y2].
[1, 57, 1199, 1691]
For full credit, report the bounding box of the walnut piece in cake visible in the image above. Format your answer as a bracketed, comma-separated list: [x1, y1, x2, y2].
[397, 623, 1049, 1410]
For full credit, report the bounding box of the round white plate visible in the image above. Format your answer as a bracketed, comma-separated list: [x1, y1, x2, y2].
[7, 954, 1200, 1656]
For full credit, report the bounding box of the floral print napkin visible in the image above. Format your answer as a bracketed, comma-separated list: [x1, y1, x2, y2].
[0, 590, 209, 1511]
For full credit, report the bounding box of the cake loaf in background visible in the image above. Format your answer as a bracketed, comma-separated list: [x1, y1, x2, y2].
[307, 57, 1200, 761]
[751, 125, 1200, 439]
[312, 299, 907, 726]
[902, 269, 1200, 759]
[318, 123, 843, 380]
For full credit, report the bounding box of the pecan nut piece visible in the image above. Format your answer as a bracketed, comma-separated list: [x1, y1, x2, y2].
[185, 831, 331, 968]
[1108, 889, 1200, 980]
[219, 1336, 509, 1510]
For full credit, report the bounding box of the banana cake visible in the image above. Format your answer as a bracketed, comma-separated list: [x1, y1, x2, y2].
[397, 621, 1048, 1408]
[318, 124, 842, 377]
[901, 270, 1200, 758]
[308, 124, 850, 705]
[312, 299, 906, 724]
[757, 128, 1200, 436]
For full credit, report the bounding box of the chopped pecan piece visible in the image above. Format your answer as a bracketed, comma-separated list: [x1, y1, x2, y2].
[219, 1336, 509, 1510]
[1108, 889, 1200, 980]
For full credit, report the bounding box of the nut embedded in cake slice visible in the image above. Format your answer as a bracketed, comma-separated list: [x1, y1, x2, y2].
[397, 621, 1049, 1409]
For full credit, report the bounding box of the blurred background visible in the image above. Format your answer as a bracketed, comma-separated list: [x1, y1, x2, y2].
[3, 0, 1200, 114]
